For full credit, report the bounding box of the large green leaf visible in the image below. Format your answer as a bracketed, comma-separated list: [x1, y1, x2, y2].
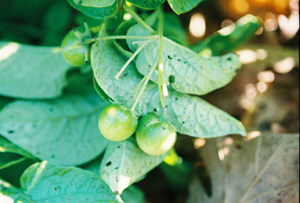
[127, 24, 242, 96]
[191, 14, 261, 56]
[0, 42, 71, 99]
[0, 136, 36, 170]
[126, 0, 166, 9]
[100, 137, 166, 194]
[67, 0, 118, 19]
[0, 91, 108, 165]
[73, 0, 116, 8]
[0, 179, 31, 203]
[188, 134, 299, 203]
[19, 162, 122, 202]
[167, 0, 203, 14]
[91, 34, 246, 138]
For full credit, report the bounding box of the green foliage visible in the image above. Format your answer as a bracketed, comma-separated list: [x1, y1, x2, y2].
[127, 0, 166, 10]
[91, 37, 246, 138]
[191, 14, 262, 56]
[0, 0, 263, 201]
[167, 0, 204, 14]
[100, 137, 166, 194]
[67, 0, 118, 19]
[0, 91, 108, 165]
[0, 42, 72, 99]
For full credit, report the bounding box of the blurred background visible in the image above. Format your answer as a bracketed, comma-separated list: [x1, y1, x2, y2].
[0, 0, 298, 202]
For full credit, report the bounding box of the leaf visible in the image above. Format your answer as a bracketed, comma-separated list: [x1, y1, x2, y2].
[163, 12, 189, 45]
[73, 0, 116, 8]
[99, 137, 166, 194]
[127, 25, 242, 95]
[120, 185, 146, 203]
[191, 14, 261, 56]
[0, 42, 72, 99]
[167, 0, 203, 15]
[0, 91, 108, 165]
[0, 179, 31, 203]
[126, 0, 166, 10]
[91, 35, 246, 138]
[67, 0, 118, 19]
[19, 162, 122, 202]
[188, 133, 299, 203]
[0, 136, 36, 170]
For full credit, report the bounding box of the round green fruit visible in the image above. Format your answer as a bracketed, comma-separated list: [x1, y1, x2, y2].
[98, 103, 138, 141]
[61, 27, 87, 67]
[136, 118, 177, 156]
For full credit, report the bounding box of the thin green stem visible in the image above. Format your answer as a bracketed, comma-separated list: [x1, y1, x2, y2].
[86, 35, 158, 44]
[157, 6, 168, 119]
[131, 75, 147, 98]
[124, 4, 155, 34]
[115, 39, 154, 79]
[131, 58, 159, 112]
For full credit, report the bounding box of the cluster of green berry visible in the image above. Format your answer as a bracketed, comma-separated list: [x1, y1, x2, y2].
[61, 26, 176, 156]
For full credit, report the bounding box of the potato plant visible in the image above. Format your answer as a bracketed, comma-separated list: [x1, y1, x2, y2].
[0, 0, 261, 202]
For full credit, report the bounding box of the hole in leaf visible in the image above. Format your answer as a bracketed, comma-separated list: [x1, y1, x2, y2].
[167, 55, 173, 60]
[153, 108, 157, 112]
[227, 57, 232, 61]
[115, 167, 119, 170]
[8, 130, 14, 134]
[106, 161, 112, 166]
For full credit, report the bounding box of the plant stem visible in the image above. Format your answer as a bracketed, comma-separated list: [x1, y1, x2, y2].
[131, 75, 147, 98]
[124, 4, 155, 34]
[115, 39, 154, 80]
[130, 58, 159, 112]
[86, 35, 158, 44]
[157, 6, 168, 119]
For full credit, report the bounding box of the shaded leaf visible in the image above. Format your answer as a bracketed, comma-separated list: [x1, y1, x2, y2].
[0, 136, 36, 170]
[19, 162, 122, 202]
[127, 25, 242, 95]
[0, 42, 71, 99]
[188, 133, 299, 203]
[126, 0, 166, 10]
[191, 14, 261, 56]
[0, 91, 108, 165]
[100, 137, 166, 194]
[91, 34, 246, 138]
[67, 0, 118, 19]
[167, 0, 203, 14]
[0, 179, 31, 203]
[73, 0, 116, 8]
[120, 185, 146, 203]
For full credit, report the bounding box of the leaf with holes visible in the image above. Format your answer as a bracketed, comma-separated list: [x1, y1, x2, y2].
[67, 0, 118, 19]
[188, 134, 299, 203]
[0, 91, 108, 165]
[91, 33, 246, 138]
[18, 162, 123, 202]
[99, 137, 166, 194]
[0, 42, 72, 99]
[167, 0, 204, 14]
[127, 24, 242, 95]
[0, 179, 31, 203]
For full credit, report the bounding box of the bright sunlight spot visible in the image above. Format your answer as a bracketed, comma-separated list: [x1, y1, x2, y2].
[256, 81, 268, 92]
[264, 12, 278, 31]
[245, 131, 261, 141]
[193, 138, 206, 149]
[221, 19, 234, 28]
[123, 13, 132, 20]
[236, 49, 257, 64]
[0, 194, 14, 203]
[273, 57, 295, 73]
[218, 147, 230, 161]
[189, 13, 206, 38]
[257, 70, 275, 83]
[118, 175, 131, 193]
[223, 137, 234, 146]
[245, 84, 257, 100]
[256, 49, 268, 60]
[0, 42, 20, 62]
[229, 0, 249, 14]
